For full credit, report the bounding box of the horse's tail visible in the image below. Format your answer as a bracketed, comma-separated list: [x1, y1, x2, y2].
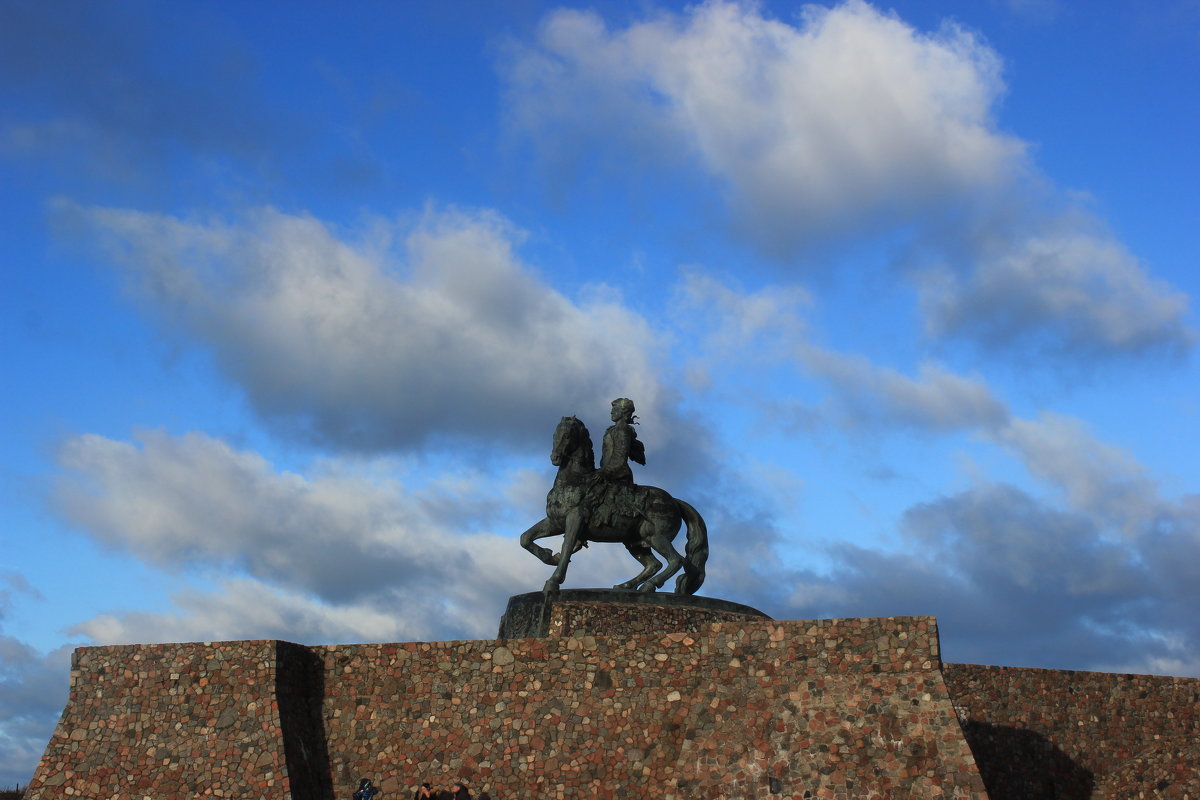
[674, 499, 708, 595]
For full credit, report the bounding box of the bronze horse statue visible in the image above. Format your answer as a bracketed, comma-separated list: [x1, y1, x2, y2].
[520, 415, 709, 594]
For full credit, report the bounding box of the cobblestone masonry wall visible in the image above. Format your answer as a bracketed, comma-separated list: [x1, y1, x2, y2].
[25, 641, 297, 799]
[28, 619, 1200, 800]
[942, 663, 1200, 800]
[316, 616, 987, 800]
[26, 616, 987, 800]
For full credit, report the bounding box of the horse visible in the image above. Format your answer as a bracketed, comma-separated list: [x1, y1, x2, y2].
[519, 415, 709, 595]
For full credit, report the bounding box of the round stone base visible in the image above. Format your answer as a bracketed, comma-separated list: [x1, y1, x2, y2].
[497, 588, 771, 639]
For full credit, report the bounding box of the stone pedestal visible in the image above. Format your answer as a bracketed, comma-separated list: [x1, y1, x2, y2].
[497, 588, 771, 639]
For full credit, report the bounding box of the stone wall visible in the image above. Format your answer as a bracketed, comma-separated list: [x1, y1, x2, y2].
[943, 663, 1200, 800]
[24, 640, 304, 799]
[26, 616, 988, 800]
[316, 615, 985, 799]
[30, 610, 1200, 800]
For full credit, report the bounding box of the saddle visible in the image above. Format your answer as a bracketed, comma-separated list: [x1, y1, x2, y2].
[584, 475, 641, 528]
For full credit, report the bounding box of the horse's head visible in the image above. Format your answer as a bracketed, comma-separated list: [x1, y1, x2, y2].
[551, 415, 595, 470]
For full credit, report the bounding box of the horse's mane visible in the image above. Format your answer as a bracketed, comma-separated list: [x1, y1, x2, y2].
[559, 415, 596, 471]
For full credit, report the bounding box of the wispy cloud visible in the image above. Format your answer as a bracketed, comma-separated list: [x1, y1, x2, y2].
[0, 580, 70, 784]
[670, 271, 1197, 672]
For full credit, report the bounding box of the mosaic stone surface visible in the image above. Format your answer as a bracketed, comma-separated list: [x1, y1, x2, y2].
[26, 608, 1200, 800]
[316, 615, 979, 799]
[944, 663, 1200, 800]
[27, 615, 987, 800]
[25, 641, 296, 799]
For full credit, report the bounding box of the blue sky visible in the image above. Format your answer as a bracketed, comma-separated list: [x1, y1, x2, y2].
[2, 0, 1197, 784]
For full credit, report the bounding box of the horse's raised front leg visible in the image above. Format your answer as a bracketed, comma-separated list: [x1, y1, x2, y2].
[520, 517, 562, 566]
[544, 509, 583, 594]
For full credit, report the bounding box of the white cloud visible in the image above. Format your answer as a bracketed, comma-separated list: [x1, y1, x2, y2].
[62, 202, 667, 451]
[993, 413, 1161, 534]
[507, 1, 1192, 359]
[0, 657, 69, 787]
[667, 276, 1197, 671]
[776, 481, 1200, 675]
[917, 214, 1193, 355]
[669, 268, 809, 391]
[673, 271, 1009, 433]
[70, 578, 423, 645]
[798, 348, 1010, 432]
[0, 583, 71, 786]
[507, 0, 1022, 250]
[673, 269, 810, 352]
[53, 429, 670, 644]
[54, 430, 528, 607]
[746, 398, 1199, 674]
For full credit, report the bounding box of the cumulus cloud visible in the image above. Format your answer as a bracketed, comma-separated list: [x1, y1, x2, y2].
[796, 362, 1197, 672]
[1135, 495, 1200, 670]
[60, 203, 666, 451]
[506, 0, 1192, 359]
[507, 0, 1021, 249]
[916, 212, 1193, 356]
[987, 413, 1200, 668]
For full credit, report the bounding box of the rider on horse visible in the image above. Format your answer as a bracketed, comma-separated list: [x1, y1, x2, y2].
[521, 401, 709, 594]
[592, 398, 646, 527]
[601, 397, 645, 484]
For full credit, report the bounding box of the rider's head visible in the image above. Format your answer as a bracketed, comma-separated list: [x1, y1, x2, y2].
[610, 397, 636, 424]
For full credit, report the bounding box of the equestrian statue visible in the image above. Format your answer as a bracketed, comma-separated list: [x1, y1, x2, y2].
[520, 398, 709, 595]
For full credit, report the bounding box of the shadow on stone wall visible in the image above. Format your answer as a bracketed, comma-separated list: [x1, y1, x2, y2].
[962, 720, 1093, 800]
[278, 642, 334, 800]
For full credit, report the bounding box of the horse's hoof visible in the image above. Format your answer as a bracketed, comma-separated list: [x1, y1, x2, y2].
[638, 584, 658, 593]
